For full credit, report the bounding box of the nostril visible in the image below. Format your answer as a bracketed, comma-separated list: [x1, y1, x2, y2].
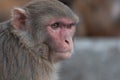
[65, 40, 69, 44]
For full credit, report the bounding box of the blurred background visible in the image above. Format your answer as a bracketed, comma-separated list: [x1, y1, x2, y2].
[0, 0, 120, 80]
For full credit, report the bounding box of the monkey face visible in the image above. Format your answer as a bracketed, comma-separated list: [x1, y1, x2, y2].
[45, 18, 76, 61]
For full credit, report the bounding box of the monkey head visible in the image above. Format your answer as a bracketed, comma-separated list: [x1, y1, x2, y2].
[11, 0, 79, 62]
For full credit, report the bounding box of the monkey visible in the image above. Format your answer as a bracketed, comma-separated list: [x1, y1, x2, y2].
[0, 0, 79, 80]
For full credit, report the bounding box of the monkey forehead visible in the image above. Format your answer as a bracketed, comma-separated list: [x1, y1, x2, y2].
[47, 18, 75, 24]
[24, 0, 79, 23]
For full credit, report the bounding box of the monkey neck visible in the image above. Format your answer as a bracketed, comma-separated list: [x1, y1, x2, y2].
[24, 47, 59, 80]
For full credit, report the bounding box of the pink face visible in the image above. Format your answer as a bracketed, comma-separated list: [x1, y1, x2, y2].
[46, 18, 76, 61]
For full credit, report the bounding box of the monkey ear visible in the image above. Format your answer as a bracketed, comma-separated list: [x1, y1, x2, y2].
[12, 8, 27, 30]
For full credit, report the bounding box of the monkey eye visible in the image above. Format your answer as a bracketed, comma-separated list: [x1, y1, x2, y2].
[50, 22, 76, 29]
[51, 22, 61, 29]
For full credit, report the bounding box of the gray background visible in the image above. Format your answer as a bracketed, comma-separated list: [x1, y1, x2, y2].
[59, 38, 120, 80]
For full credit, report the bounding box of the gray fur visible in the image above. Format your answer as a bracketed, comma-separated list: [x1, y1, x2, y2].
[0, 0, 79, 80]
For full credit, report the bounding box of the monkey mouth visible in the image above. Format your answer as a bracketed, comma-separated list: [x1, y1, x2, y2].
[54, 49, 72, 53]
[54, 50, 72, 61]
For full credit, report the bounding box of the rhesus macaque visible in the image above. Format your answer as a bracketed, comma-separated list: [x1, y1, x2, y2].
[0, 0, 79, 80]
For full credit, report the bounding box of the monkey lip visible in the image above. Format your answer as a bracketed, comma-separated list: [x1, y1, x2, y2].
[53, 50, 72, 60]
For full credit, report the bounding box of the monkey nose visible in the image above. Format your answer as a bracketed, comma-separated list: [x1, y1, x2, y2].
[63, 37, 73, 46]
[65, 40, 69, 44]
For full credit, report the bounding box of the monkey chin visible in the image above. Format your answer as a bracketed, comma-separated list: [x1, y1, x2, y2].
[51, 50, 72, 62]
